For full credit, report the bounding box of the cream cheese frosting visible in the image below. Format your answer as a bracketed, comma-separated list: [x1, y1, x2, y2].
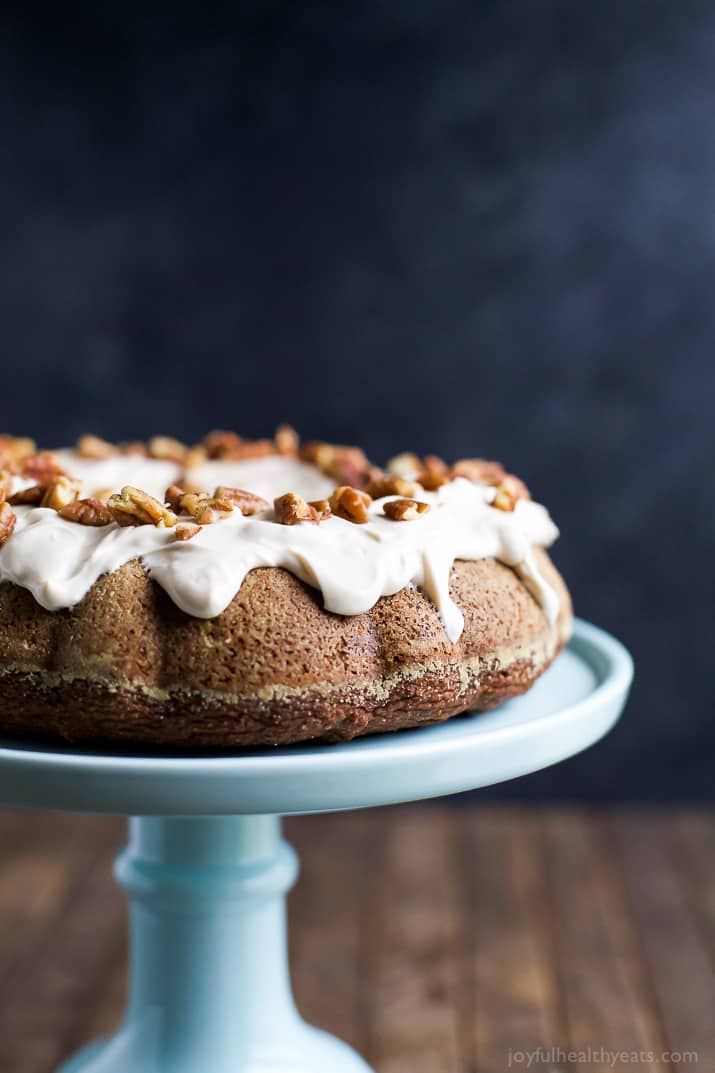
[0, 454, 560, 644]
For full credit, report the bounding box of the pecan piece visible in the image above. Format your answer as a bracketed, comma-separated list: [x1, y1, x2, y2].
[301, 443, 372, 489]
[491, 475, 530, 512]
[175, 523, 201, 541]
[0, 435, 36, 470]
[21, 452, 68, 484]
[58, 498, 113, 526]
[416, 455, 450, 491]
[183, 444, 208, 470]
[41, 476, 82, 511]
[0, 501, 16, 547]
[203, 430, 244, 459]
[214, 487, 269, 516]
[274, 492, 320, 525]
[179, 491, 234, 525]
[76, 434, 117, 459]
[308, 498, 331, 520]
[329, 485, 372, 524]
[383, 497, 431, 521]
[9, 485, 44, 506]
[365, 474, 423, 499]
[0, 470, 12, 504]
[108, 486, 177, 527]
[164, 483, 187, 513]
[119, 441, 149, 456]
[386, 452, 421, 479]
[275, 424, 299, 456]
[450, 458, 506, 486]
[148, 435, 188, 462]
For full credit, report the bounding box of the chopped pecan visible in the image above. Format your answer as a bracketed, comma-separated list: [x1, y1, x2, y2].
[76, 434, 117, 459]
[386, 452, 421, 479]
[164, 483, 187, 513]
[365, 474, 423, 499]
[416, 455, 450, 490]
[301, 442, 372, 489]
[491, 475, 530, 512]
[0, 434, 36, 464]
[118, 441, 148, 456]
[309, 498, 331, 520]
[9, 485, 44, 506]
[108, 486, 177, 527]
[20, 452, 67, 484]
[383, 497, 431, 521]
[183, 445, 208, 470]
[179, 491, 234, 525]
[148, 435, 188, 462]
[275, 424, 299, 456]
[41, 476, 82, 511]
[58, 497, 113, 526]
[203, 430, 244, 459]
[175, 523, 201, 541]
[214, 486, 269, 515]
[274, 492, 321, 525]
[0, 501, 16, 547]
[450, 458, 506, 486]
[329, 485, 372, 524]
[0, 470, 12, 504]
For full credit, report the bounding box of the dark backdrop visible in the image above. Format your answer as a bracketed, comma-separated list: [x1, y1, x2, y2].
[1, 3, 713, 800]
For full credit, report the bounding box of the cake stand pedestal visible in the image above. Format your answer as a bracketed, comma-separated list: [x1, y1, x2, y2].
[0, 619, 632, 1073]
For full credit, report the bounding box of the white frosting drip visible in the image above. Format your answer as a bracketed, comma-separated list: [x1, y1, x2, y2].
[0, 455, 560, 644]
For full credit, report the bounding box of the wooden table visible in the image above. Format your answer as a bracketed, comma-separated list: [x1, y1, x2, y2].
[0, 806, 713, 1073]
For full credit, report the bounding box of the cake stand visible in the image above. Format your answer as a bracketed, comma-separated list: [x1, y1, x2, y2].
[0, 618, 632, 1073]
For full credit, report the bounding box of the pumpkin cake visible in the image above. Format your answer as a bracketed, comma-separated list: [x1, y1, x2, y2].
[0, 431, 572, 748]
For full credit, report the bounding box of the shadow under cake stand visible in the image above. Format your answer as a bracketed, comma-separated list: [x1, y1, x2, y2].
[0, 617, 632, 1073]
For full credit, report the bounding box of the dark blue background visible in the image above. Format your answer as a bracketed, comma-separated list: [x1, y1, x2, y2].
[2, 3, 712, 799]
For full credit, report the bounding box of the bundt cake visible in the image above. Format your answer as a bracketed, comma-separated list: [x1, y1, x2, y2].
[0, 431, 572, 748]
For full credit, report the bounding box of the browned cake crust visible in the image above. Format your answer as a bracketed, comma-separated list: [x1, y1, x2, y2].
[0, 548, 571, 749]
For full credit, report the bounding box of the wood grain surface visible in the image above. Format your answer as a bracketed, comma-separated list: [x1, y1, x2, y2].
[0, 807, 712, 1073]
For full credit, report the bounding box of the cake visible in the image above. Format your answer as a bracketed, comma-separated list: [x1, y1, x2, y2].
[0, 431, 572, 748]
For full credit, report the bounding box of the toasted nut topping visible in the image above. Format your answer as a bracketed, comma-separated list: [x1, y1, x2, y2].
[365, 475, 423, 499]
[41, 476, 82, 511]
[274, 492, 320, 525]
[301, 443, 372, 489]
[58, 498, 113, 526]
[77, 434, 117, 459]
[0, 435, 36, 470]
[183, 445, 208, 470]
[148, 435, 188, 462]
[451, 458, 506, 486]
[20, 452, 67, 484]
[179, 491, 234, 525]
[386, 452, 421, 479]
[491, 475, 530, 512]
[175, 523, 201, 541]
[275, 424, 299, 456]
[329, 485, 372, 524]
[271, 491, 324, 525]
[108, 486, 177, 527]
[164, 483, 186, 513]
[214, 487, 269, 515]
[0, 501, 16, 547]
[308, 498, 331, 520]
[383, 497, 431, 521]
[118, 441, 148, 456]
[9, 485, 44, 506]
[416, 455, 450, 490]
[203, 430, 244, 459]
[0, 470, 12, 504]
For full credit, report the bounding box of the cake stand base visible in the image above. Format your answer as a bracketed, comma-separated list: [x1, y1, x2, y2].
[57, 815, 372, 1073]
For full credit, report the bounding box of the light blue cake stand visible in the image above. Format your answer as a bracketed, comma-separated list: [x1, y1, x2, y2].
[0, 618, 632, 1073]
